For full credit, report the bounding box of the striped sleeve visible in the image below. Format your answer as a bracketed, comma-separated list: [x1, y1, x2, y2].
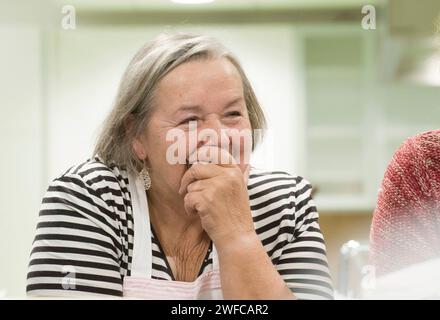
[275, 178, 334, 300]
[26, 170, 124, 297]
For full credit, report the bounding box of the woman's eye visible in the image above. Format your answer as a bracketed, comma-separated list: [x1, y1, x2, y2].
[225, 111, 242, 117]
[179, 117, 198, 125]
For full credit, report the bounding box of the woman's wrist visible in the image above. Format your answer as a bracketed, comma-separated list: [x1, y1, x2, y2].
[214, 230, 261, 256]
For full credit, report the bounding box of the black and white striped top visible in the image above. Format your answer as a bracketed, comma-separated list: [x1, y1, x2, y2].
[26, 157, 334, 299]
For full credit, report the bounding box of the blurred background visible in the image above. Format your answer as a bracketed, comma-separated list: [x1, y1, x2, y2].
[1, 0, 440, 298]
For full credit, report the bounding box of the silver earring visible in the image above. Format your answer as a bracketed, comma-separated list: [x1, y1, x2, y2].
[140, 168, 151, 190]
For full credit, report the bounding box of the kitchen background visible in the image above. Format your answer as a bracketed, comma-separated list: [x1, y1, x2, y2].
[1, 0, 440, 298]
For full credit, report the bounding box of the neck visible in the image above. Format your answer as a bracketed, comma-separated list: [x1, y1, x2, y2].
[147, 187, 205, 244]
[146, 186, 211, 282]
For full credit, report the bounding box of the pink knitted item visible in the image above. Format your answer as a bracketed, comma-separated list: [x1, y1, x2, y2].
[370, 129, 440, 276]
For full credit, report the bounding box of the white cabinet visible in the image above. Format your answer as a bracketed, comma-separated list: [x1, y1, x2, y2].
[299, 25, 440, 212]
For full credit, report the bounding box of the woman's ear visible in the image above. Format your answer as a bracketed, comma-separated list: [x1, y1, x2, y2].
[133, 138, 147, 160]
[124, 115, 147, 160]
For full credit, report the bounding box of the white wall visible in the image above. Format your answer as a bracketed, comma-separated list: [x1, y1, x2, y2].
[46, 27, 164, 180]
[0, 25, 43, 298]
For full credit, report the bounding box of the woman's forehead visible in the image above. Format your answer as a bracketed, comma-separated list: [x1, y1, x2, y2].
[160, 58, 241, 91]
[155, 58, 244, 114]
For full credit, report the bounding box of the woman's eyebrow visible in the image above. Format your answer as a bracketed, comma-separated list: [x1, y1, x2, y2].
[174, 97, 244, 115]
[224, 97, 244, 109]
[174, 105, 203, 115]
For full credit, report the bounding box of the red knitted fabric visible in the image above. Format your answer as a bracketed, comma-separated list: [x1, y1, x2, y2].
[370, 129, 440, 276]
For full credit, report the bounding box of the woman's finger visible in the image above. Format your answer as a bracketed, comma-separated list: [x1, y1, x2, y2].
[195, 145, 237, 166]
[183, 191, 203, 216]
[179, 162, 222, 195]
[186, 180, 206, 193]
[242, 164, 250, 185]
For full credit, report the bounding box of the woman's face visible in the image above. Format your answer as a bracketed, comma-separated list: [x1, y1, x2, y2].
[138, 58, 252, 200]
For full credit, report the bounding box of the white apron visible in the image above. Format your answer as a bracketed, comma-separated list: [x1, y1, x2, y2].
[122, 173, 223, 300]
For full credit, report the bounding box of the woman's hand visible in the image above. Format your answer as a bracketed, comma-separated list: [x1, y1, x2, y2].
[178, 146, 254, 248]
[179, 146, 295, 299]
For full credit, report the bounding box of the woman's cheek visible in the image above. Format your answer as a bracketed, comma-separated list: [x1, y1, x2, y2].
[227, 128, 252, 169]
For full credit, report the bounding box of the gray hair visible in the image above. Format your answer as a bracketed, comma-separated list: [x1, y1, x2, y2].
[94, 32, 266, 173]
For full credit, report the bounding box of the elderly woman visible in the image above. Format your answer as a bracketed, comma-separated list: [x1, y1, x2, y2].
[26, 33, 333, 299]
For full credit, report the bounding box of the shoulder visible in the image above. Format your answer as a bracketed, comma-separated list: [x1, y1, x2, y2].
[57, 156, 129, 191]
[51, 156, 131, 203]
[29, 157, 130, 297]
[248, 167, 318, 242]
[45, 157, 132, 225]
[248, 167, 314, 208]
[379, 129, 440, 209]
[411, 128, 440, 146]
[394, 129, 440, 162]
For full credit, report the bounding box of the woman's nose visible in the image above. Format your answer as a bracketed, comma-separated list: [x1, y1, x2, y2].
[198, 117, 230, 149]
[203, 116, 223, 131]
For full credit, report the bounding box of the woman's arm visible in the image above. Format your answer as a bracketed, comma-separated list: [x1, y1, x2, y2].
[27, 164, 124, 298]
[215, 176, 333, 300]
[216, 231, 295, 299]
[181, 163, 332, 299]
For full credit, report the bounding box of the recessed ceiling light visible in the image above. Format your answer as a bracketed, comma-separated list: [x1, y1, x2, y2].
[171, 0, 215, 4]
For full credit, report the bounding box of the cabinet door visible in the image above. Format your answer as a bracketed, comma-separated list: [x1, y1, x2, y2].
[303, 29, 369, 210]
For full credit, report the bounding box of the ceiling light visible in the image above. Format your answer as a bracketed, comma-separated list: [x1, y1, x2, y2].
[171, 0, 215, 4]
